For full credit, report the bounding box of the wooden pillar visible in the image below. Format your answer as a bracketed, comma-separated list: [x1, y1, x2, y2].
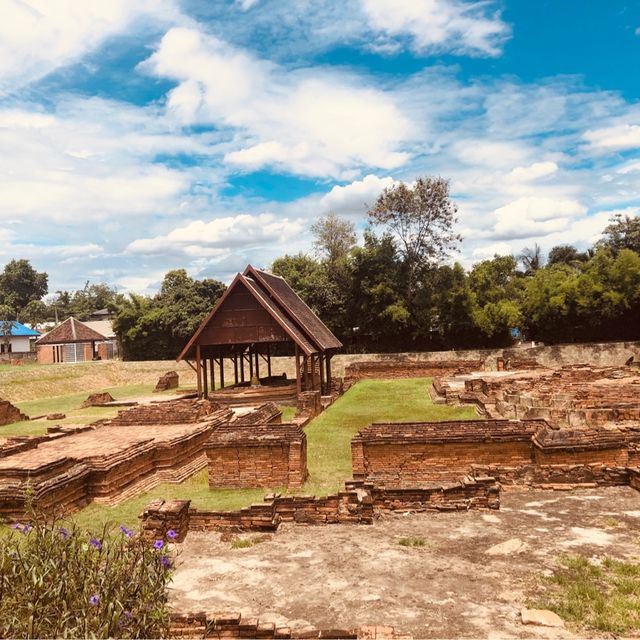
[295, 345, 301, 396]
[210, 357, 215, 392]
[234, 354, 239, 385]
[303, 355, 309, 390]
[202, 357, 208, 398]
[249, 346, 254, 379]
[240, 350, 245, 383]
[319, 353, 325, 395]
[255, 348, 260, 380]
[326, 354, 332, 391]
[220, 356, 225, 389]
[267, 344, 272, 378]
[195, 344, 202, 398]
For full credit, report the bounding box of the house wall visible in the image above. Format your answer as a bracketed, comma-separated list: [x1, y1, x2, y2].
[0, 336, 31, 354]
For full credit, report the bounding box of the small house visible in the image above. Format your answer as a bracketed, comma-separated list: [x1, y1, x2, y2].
[36, 317, 116, 364]
[0, 321, 41, 355]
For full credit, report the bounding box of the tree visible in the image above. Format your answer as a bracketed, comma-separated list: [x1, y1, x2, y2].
[599, 213, 640, 255]
[547, 244, 585, 266]
[0, 303, 14, 353]
[519, 243, 543, 274]
[21, 300, 48, 329]
[367, 176, 461, 304]
[310, 213, 356, 265]
[0, 259, 48, 313]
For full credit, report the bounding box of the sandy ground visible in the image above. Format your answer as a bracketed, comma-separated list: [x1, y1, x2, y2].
[170, 487, 640, 638]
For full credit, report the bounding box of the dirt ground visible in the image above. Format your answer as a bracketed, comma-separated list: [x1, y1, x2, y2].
[170, 487, 640, 638]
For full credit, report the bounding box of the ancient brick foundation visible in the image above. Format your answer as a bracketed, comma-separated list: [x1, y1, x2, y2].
[352, 419, 640, 490]
[81, 392, 115, 408]
[0, 402, 233, 520]
[168, 612, 411, 639]
[232, 402, 282, 426]
[432, 365, 640, 427]
[154, 371, 179, 392]
[141, 477, 499, 538]
[0, 399, 28, 426]
[140, 498, 190, 542]
[345, 359, 483, 381]
[205, 423, 308, 489]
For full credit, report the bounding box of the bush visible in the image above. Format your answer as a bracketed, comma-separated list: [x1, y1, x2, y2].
[0, 508, 177, 638]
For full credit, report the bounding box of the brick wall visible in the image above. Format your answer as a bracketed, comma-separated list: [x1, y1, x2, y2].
[0, 399, 28, 426]
[36, 345, 54, 364]
[345, 360, 483, 380]
[206, 423, 308, 489]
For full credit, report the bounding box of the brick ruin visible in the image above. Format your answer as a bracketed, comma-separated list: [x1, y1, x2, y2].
[345, 359, 483, 381]
[352, 419, 640, 490]
[0, 400, 233, 520]
[231, 402, 282, 426]
[154, 370, 179, 392]
[205, 423, 308, 489]
[0, 398, 28, 426]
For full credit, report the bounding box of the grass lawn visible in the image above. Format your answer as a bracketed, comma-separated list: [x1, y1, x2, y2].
[536, 554, 640, 634]
[64, 377, 477, 531]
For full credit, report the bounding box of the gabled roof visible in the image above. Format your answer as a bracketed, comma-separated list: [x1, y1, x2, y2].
[0, 321, 41, 337]
[84, 320, 115, 339]
[244, 265, 342, 351]
[177, 266, 342, 361]
[36, 317, 106, 345]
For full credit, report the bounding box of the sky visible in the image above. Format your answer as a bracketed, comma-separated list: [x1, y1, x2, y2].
[0, 0, 639, 294]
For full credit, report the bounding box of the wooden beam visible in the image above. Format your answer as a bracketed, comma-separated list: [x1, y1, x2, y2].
[326, 354, 332, 392]
[319, 353, 325, 395]
[295, 345, 301, 396]
[267, 344, 272, 378]
[240, 350, 245, 383]
[255, 348, 260, 380]
[195, 344, 202, 399]
[234, 354, 239, 385]
[202, 357, 208, 398]
[220, 355, 225, 389]
[210, 357, 215, 392]
[249, 345, 254, 379]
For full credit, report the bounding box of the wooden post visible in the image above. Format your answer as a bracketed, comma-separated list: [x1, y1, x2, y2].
[326, 354, 332, 392]
[295, 345, 302, 396]
[210, 357, 215, 392]
[240, 350, 245, 383]
[195, 344, 202, 398]
[220, 355, 225, 389]
[319, 353, 325, 395]
[202, 357, 208, 398]
[255, 348, 260, 380]
[303, 355, 309, 390]
[249, 346, 254, 379]
[267, 344, 272, 378]
[234, 354, 239, 385]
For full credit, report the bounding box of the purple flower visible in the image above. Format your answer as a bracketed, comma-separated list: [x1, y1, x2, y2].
[21, 524, 31, 534]
[59, 527, 70, 539]
[119, 525, 133, 538]
[11, 522, 21, 530]
[161, 555, 172, 569]
[153, 539, 164, 550]
[89, 537, 102, 550]
[89, 595, 100, 606]
[166, 529, 178, 540]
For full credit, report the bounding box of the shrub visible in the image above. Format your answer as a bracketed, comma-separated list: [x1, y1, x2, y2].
[0, 509, 176, 638]
[398, 536, 427, 547]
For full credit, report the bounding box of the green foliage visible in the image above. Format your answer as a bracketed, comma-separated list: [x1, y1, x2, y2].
[538, 555, 640, 633]
[113, 270, 226, 360]
[599, 213, 640, 255]
[0, 506, 174, 638]
[0, 259, 48, 316]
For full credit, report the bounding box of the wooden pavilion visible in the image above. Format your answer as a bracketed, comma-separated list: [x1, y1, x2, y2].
[177, 265, 343, 399]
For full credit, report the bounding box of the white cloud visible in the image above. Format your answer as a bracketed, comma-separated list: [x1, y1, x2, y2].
[236, 0, 261, 9]
[319, 174, 396, 216]
[506, 161, 558, 182]
[360, 0, 509, 57]
[0, 0, 181, 93]
[584, 123, 640, 151]
[143, 27, 413, 178]
[126, 213, 305, 258]
[472, 241, 513, 259]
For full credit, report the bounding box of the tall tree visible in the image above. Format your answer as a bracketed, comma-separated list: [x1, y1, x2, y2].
[519, 243, 543, 274]
[547, 244, 585, 266]
[598, 213, 640, 255]
[0, 259, 48, 313]
[310, 213, 356, 265]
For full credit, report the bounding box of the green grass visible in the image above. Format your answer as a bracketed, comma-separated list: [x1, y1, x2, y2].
[300, 378, 477, 495]
[280, 405, 297, 422]
[0, 384, 180, 438]
[536, 555, 640, 633]
[398, 536, 427, 547]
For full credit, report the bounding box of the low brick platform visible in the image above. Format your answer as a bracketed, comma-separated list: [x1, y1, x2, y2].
[109, 398, 219, 426]
[205, 423, 308, 489]
[0, 404, 233, 519]
[154, 371, 179, 392]
[352, 419, 640, 490]
[345, 359, 483, 381]
[0, 399, 28, 426]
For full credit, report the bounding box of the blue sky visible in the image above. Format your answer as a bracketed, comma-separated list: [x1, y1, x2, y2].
[0, 0, 639, 294]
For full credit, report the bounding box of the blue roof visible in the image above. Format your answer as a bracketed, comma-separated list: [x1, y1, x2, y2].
[0, 321, 41, 337]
